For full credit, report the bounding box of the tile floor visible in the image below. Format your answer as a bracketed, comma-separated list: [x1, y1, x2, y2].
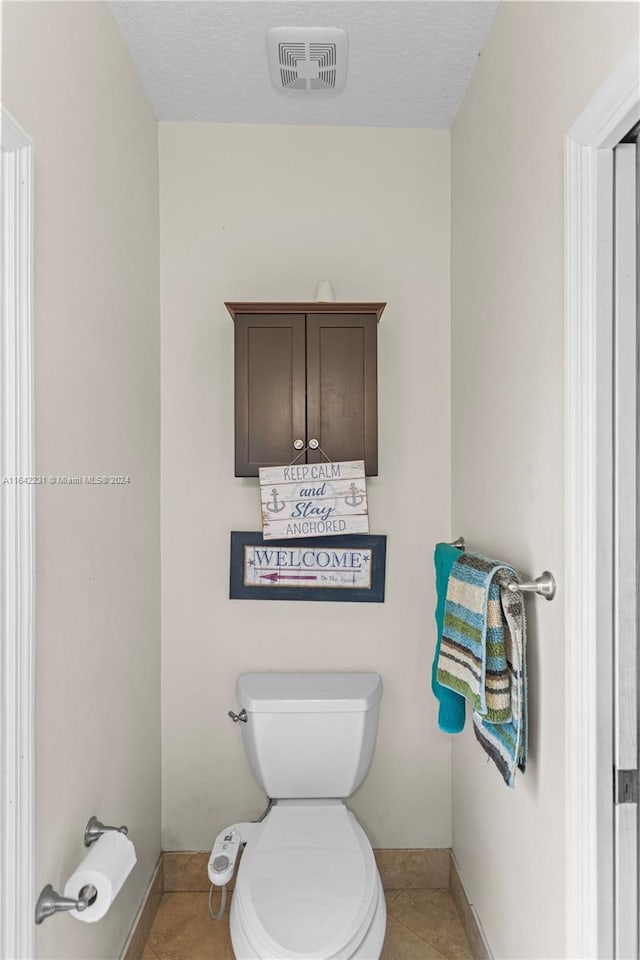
[141, 887, 473, 960]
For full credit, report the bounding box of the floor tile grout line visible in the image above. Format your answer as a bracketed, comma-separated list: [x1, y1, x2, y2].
[387, 912, 457, 959]
[387, 893, 473, 960]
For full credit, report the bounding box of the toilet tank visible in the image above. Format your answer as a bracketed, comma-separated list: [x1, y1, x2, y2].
[236, 672, 382, 799]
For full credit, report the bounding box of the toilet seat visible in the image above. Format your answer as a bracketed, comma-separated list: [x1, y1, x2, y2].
[232, 802, 379, 960]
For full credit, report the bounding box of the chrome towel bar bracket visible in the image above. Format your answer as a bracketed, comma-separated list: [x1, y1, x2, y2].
[447, 537, 556, 600]
[506, 571, 556, 601]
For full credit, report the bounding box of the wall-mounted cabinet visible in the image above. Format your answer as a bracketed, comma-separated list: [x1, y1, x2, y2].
[226, 302, 385, 477]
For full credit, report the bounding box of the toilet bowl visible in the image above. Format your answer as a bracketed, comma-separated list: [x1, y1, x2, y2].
[222, 672, 386, 960]
[230, 801, 386, 960]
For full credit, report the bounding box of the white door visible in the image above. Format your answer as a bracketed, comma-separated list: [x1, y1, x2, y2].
[613, 135, 639, 960]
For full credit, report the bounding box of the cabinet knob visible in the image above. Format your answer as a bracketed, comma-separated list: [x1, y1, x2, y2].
[293, 439, 304, 451]
[308, 439, 319, 450]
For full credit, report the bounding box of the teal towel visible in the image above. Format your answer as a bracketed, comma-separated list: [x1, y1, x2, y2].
[431, 543, 466, 733]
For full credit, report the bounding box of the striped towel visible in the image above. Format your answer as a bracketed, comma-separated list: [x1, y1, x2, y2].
[436, 552, 528, 787]
[437, 553, 516, 722]
[472, 573, 527, 787]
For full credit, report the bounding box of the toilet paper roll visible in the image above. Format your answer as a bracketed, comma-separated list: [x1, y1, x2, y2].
[64, 831, 137, 922]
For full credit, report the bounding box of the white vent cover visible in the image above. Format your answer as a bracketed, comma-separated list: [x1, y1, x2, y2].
[267, 27, 348, 94]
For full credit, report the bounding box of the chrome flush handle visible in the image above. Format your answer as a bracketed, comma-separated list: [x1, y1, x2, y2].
[228, 709, 248, 723]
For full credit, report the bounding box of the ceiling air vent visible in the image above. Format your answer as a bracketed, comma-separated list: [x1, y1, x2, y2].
[267, 27, 348, 94]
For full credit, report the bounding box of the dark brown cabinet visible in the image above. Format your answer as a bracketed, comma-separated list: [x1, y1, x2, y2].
[226, 302, 384, 477]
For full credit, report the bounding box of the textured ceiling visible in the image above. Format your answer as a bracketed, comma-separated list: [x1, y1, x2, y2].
[110, 1, 499, 127]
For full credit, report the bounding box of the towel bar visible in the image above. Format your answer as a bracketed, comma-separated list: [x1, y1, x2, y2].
[447, 537, 556, 601]
[506, 572, 556, 600]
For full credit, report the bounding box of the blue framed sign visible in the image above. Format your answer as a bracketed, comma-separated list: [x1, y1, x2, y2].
[229, 532, 387, 602]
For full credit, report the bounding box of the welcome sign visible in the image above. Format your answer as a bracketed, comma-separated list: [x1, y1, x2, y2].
[229, 533, 387, 603]
[258, 460, 369, 540]
[243, 544, 372, 589]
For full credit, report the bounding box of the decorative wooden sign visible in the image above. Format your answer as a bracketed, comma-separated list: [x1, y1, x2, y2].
[230, 532, 386, 602]
[258, 460, 368, 540]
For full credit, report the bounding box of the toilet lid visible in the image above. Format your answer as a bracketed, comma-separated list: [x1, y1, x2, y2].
[234, 803, 378, 960]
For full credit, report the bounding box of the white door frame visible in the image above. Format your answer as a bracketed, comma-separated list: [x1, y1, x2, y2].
[0, 107, 35, 960]
[565, 43, 640, 960]
[612, 139, 638, 960]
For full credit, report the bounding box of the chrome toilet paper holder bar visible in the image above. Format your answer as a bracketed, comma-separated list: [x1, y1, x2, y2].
[84, 815, 128, 847]
[35, 883, 98, 924]
[34, 815, 129, 924]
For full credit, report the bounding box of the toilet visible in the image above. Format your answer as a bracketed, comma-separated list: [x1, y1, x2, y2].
[227, 671, 386, 960]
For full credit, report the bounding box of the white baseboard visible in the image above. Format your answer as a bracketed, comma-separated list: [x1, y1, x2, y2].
[120, 857, 163, 960]
[449, 854, 493, 960]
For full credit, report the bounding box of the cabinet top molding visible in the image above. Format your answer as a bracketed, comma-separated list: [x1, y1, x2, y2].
[225, 302, 386, 321]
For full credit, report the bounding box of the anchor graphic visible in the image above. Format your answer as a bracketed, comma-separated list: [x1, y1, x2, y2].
[344, 483, 365, 508]
[266, 488, 285, 513]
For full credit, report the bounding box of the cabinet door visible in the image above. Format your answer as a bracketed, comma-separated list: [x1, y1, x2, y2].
[234, 314, 306, 476]
[306, 313, 378, 476]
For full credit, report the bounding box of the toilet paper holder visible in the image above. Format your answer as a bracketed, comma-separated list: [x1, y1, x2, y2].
[34, 815, 129, 924]
[35, 883, 98, 924]
[84, 815, 128, 847]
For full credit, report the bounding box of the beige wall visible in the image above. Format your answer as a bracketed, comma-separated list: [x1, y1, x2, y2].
[3, 3, 161, 958]
[451, 4, 638, 959]
[160, 123, 451, 850]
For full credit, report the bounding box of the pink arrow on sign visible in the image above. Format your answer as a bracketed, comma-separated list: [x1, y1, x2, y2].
[260, 572, 318, 582]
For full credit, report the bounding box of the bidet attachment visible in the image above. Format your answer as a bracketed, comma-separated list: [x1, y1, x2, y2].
[208, 822, 259, 886]
[228, 708, 247, 723]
